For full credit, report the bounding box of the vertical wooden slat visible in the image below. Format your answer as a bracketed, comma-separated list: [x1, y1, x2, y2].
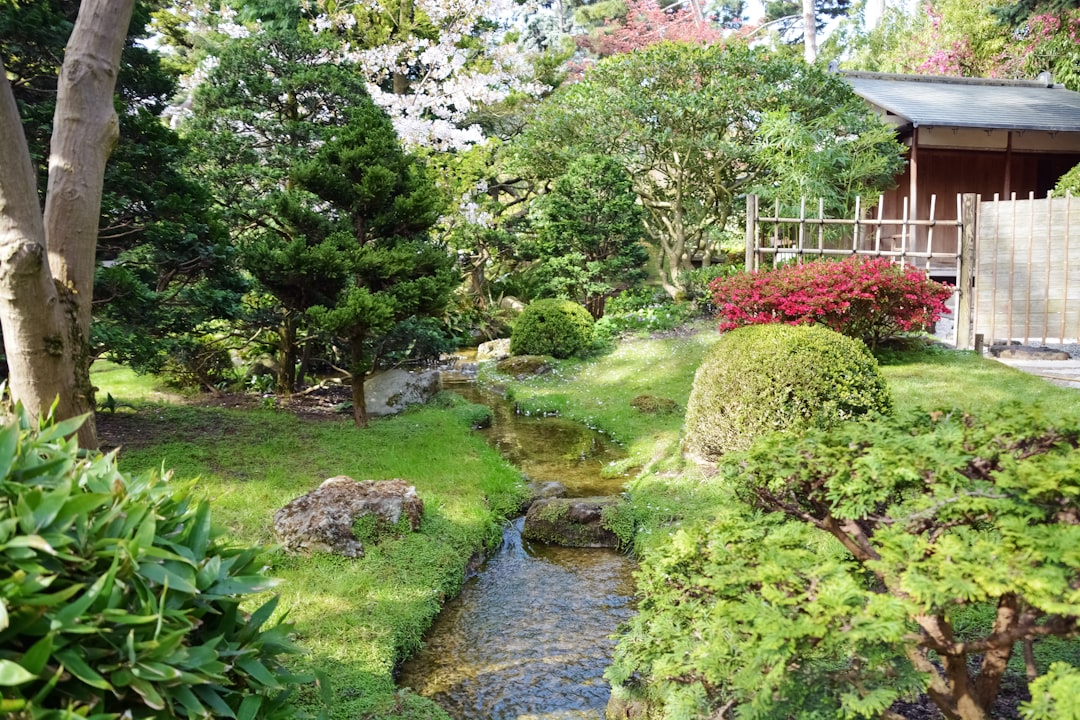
[1062, 191, 1071, 343]
[853, 196, 861, 255]
[1008, 192, 1017, 343]
[988, 194, 1000, 346]
[1025, 191, 1035, 344]
[956, 193, 977, 350]
[745, 194, 758, 272]
[1043, 192, 1052, 345]
[797, 197, 806, 263]
[901, 196, 909, 267]
[817, 197, 825, 254]
[926, 194, 937, 272]
[874, 194, 883, 255]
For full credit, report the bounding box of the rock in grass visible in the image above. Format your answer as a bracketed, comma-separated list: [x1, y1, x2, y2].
[365, 368, 441, 417]
[273, 477, 423, 557]
[477, 338, 512, 361]
[495, 355, 553, 378]
[523, 496, 621, 548]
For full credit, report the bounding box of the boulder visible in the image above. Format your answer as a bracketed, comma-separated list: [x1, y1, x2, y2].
[365, 368, 441, 417]
[990, 344, 1071, 361]
[273, 477, 423, 557]
[518, 480, 569, 514]
[523, 496, 621, 548]
[495, 355, 553, 379]
[499, 296, 527, 313]
[476, 338, 512, 361]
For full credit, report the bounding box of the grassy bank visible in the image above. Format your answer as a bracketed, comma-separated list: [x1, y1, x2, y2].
[490, 332, 1080, 548]
[94, 367, 526, 720]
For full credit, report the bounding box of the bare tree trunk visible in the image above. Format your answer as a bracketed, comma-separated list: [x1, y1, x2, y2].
[349, 337, 369, 428]
[802, 0, 818, 64]
[0, 0, 133, 448]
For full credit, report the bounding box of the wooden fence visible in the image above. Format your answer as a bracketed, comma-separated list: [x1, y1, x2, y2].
[744, 194, 978, 347]
[974, 193, 1079, 346]
[745, 192, 1080, 350]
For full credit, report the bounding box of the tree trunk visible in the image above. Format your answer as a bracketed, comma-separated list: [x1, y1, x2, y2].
[802, 0, 818, 64]
[0, 0, 134, 449]
[349, 337, 369, 428]
[278, 314, 298, 395]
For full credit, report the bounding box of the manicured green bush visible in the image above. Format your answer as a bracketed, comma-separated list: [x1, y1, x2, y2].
[683, 323, 891, 460]
[0, 406, 310, 719]
[509, 298, 595, 359]
[612, 406, 1080, 719]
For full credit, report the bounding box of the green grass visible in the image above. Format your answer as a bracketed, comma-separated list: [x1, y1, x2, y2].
[491, 331, 1080, 550]
[91, 359, 190, 406]
[104, 396, 526, 719]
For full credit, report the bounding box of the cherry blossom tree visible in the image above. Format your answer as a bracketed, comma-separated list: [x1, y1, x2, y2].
[581, 0, 723, 56]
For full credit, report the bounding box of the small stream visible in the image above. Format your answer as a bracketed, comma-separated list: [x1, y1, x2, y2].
[397, 381, 637, 719]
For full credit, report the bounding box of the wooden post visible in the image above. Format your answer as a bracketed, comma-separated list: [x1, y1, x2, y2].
[956, 193, 978, 349]
[745, 194, 758, 271]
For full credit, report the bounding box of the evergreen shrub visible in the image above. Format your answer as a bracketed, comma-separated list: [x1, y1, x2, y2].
[0, 407, 310, 719]
[683, 324, 891, 460]
[510, 299, 594, 359]
[709, 256, 953, 348]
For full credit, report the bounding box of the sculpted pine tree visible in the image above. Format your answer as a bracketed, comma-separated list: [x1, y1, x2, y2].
[0, 0, 135, 448]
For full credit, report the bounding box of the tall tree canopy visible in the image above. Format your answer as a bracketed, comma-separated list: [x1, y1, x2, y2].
[512, 41, 902, 297]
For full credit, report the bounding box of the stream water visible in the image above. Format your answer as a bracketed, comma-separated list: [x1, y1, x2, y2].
[397, 381, 637, 719]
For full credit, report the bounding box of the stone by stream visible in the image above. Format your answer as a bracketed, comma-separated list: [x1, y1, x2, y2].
[523, 496, 623, 549]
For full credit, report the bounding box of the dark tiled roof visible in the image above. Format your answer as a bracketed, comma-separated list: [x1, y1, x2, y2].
[842, 71, 1080, 133]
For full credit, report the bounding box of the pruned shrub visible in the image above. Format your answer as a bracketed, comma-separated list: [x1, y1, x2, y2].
[510, 298, 594, 359]
[709, 256, 953, 348]
[0, 406, 310, 719]
[683, 324, 891, 460]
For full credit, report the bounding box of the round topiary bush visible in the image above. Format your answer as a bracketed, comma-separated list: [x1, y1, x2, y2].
[510, 299, 595, 359]
[683, 324, 892, 461]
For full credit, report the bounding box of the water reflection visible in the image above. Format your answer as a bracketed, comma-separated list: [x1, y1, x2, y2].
[445, 382, 630, 497]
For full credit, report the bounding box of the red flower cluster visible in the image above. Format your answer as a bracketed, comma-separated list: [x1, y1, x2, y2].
[709, 257, 953, 347]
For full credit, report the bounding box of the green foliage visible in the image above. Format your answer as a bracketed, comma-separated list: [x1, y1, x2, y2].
[527, 154, 647, 316]
[612, 404, 1080, 719]
[0, 405, 309, 719]
[351, 513, 413, 548]
[1056, 162, 1080, 196]
[3, 0, 245, 373]
[607, 511, 921, 719]
[594, 288, 697, 338]
[1024, 662, 1080, 719]
[683, 324, 892, 460]
[512, 41, 901, 295]
[510, 299, 595, 359]
[727, 406, 1080, 719]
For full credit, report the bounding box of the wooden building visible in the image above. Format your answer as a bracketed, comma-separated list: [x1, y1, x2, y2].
[842, 71, 1080, 273]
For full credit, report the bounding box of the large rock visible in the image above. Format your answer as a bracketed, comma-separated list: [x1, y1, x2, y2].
[476, 338, 512, 361]
[523, 496, 621, 548]
[273, 477, 423, 557]
[495, 355, 553, 379]
[365, 368, 441, 417]
[990, 344, 1071, 361]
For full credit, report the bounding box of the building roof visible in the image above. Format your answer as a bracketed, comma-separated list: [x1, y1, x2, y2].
[841, 71, 1080, 133]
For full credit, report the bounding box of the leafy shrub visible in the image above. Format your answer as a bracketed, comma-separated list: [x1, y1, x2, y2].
[709, 256, 953, 348]
[595, 288, 696, 338]
[683, 324, 891, 460]
[510, 299, 594, 359]
[614, 406, 1080, 719]
[0, 406, 310, 719]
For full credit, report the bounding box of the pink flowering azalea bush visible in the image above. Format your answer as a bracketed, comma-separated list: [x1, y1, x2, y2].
[709, 256, 953, 348]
